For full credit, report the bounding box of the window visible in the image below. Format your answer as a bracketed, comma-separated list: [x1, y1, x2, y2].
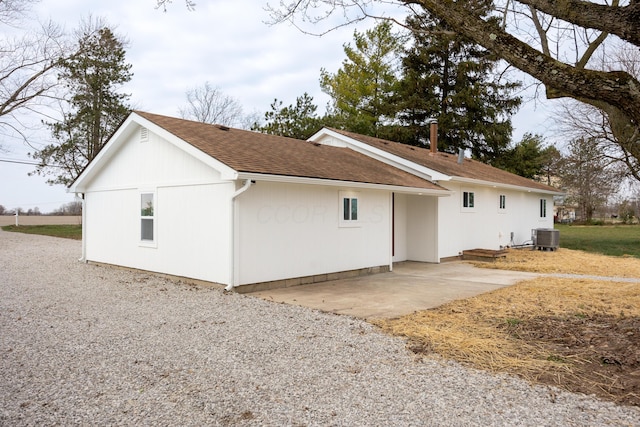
[499, 194, 506, 211]
[343, 196, 358, 221]
[540, 198, 547, 218]
[140, 193, 155, 242]
[462, 191, 475, 208]
[339, 191, 359, 226]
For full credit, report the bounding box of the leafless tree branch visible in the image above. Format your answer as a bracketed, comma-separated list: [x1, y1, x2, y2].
[179, 82, 245, 127]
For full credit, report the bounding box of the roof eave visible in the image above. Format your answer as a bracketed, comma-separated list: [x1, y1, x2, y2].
[449, 176, 564, 195]
[237, 172, 451, 196]
[309, 128, 451, 182]
[68, 112, 239, 194]
[68, 113, 139, 193]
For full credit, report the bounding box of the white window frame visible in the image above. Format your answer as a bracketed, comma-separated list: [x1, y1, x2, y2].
[140, 191, 157, 247]
[540, 198, 547, 219]
[339, 191, 360, 227]
[498, 194, 507, 213]
[461, 190, 475, 212]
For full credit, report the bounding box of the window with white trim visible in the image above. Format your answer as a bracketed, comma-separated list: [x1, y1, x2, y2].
[499, 194, 506, 211]
[462, 191, 475, 209]
[339, 191, 359, 226]
[140, 193, 155, 242]
[540, 198, 547, 218]
[343, 196, 358, 221]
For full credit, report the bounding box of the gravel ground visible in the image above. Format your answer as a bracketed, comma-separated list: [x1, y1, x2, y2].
[1, 230, 639, 426]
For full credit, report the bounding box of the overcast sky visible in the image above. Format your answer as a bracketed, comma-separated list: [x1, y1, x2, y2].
[1, 0, 556, 213]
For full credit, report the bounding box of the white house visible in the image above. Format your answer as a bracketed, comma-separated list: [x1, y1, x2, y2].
[68, 111, 561, 292]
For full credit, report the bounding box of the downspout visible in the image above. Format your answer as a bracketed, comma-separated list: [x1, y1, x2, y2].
[226, 179, 253, 291]
[389, 192, 394, 272]
[77, 193, 87, 263]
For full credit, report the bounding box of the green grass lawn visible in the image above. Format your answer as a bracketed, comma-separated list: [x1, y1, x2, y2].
[555, 224, 640, 257]
[1, 224, 82, 240]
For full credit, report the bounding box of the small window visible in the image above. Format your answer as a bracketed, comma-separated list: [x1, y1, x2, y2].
[499, 194, 506, 210]
[343, 197, 358, 221]
[141, 193, 155, 242]
[339, 191, 359, 226]
[463, 191, 475, 208]
[540, 198, 547, 218]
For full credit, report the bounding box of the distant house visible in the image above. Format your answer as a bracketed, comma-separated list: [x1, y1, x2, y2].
[68, 111, 561, 292]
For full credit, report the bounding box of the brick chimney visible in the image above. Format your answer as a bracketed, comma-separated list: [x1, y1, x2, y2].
[429, 120, 438, 155]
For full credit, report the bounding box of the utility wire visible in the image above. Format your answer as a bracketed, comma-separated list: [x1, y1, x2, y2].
[0, 158, 65, 168]
[0, 158, 40, 166]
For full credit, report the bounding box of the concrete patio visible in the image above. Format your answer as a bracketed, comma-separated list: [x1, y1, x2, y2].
[249, 261, 540, 319]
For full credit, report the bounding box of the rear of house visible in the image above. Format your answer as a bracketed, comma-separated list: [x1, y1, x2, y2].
[70, 112, 449, 291]
[69, 112, 560, 291]
[310, 128, 559, 263]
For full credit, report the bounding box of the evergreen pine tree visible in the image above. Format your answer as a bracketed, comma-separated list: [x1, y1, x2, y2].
[320, 22, 402, 137]
[396, 7, 521, 161]
[31, 21, 132, 185]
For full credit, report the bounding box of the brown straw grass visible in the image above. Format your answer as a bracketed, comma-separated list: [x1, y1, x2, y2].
[374, 249, 640, 401]
[473, 248, 640, 277]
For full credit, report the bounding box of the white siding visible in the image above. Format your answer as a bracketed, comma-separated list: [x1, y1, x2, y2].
[392, 194, 439, 263]
[83, 126, 234, 284]
[436, 182, 555, 258]
[406, 195, 439, 262]
[392, 194, 408, 262]
[84, 127, 222, 190]
[236, 182, 391, 285]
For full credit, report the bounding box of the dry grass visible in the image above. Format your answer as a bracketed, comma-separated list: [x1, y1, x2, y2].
[376, 277, 638, 367]
[474, 248, 640, 277]
[374, 249, 640, 404]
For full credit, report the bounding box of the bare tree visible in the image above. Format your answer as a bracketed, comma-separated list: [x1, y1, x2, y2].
[560, 137, 622, 222]
[556, 41, 640, 180]
[52, 200, 82, 215]
[179, 82, 245, 127]
[0, 0, 37, 24]
[266, 0, 640, 162]
[0, 0, 69, 145]
[155, 0, 196, 12]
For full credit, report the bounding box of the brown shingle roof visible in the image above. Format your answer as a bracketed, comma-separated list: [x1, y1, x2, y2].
[136, 111, 445, 192]
[328, 128, 561, 193]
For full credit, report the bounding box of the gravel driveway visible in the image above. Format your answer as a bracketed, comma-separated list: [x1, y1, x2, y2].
[1, 230, 639, 426]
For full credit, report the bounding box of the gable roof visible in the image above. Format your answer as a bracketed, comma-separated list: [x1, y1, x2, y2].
[323, 128, 561, 194]
[132, 112, 446, 193]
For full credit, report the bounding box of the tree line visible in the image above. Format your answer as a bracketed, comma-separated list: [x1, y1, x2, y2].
[0, 201, 82, 216]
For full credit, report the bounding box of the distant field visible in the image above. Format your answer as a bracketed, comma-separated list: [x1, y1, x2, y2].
[0, 215, 81, 226]
[556, 224, 640, 257]
[1, 224, 82, 240]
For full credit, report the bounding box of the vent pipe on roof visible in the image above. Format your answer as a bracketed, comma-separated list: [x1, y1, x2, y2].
[457, 147, 465, 164]
[429, 120, 438, 155]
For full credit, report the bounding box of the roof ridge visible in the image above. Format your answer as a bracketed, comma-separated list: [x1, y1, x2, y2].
[323, 127, 560, 193]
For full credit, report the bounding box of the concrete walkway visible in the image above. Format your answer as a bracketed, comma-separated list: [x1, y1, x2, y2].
[249, 261, 540, 319]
